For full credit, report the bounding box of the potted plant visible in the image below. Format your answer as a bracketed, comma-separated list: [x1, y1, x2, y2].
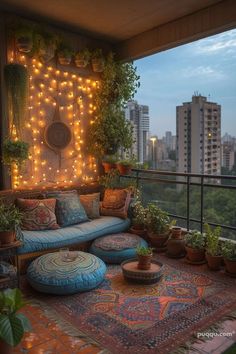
[75, 48, 91, 68]
[185, 230, 206, 263]
[222, 240, 236, 275]
[0, 203, 22, 245]
[36, 30, 58, 63]
[2, 139, 29, 169]
[116, 158, 134, 175]
[130, 190, 147, 237]
[145, 203, 173, 248]
[204, 224, 223, 270]
[13, 23, 34, 53]
[91, 49, 105, 72]
[136, 246, 153, 270]
[4, 64, 28, 138]
[0, 288, 31, 353]
[102, 155, 117, 173]
[57, 44, 74, 65]
[99, 169, 120, 189]
[166, 226, 186, 258]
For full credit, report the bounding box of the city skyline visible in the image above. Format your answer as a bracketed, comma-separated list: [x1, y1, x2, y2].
[134, 28, 236, 138]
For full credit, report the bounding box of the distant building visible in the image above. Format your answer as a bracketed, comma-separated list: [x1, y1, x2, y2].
[222, 143, 235, 171]
[176, 94, 221, 175]
[125, 100, 150, 163]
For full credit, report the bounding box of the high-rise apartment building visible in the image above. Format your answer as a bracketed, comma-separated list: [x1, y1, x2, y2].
[176, 94, 221, 175]
[125, 100, 150, 163]
[222, 143, 235, 171]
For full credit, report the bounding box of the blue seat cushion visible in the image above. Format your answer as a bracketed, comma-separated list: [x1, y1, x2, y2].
[90, 233, 147, 264]
[27, 251, 106, 295]
[18, 216, 130, 255]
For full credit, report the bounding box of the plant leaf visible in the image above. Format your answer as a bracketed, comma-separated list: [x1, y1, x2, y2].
[0, 314, 24, 346]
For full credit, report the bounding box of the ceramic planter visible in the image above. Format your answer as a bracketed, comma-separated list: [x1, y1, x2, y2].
[171, 226, 182, 239]
[224, 258, 236, 275]
[148, 231, 169, 248]
[130, 226, 147, 240]
[75, 58, 89, 68]
[0, 231, 16, 245]
[16, 37, 33, 53]
[102, 161, 117, 173]
[39, 45, 55, 63]
[58, 56, 72, 65]
[137, 254, 152, 270]
[116, 163, 132, 175]
[185, 246, 205, 262]
[206, 253, 223, 270]
[167, 237, 186, 258]
[92, 58, 104, 72]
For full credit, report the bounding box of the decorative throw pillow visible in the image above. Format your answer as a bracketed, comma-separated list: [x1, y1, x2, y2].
[47, 191, 89, 227]
[100, 189, 131, 219]
[80, 193, 100, 219]
[17, 198, 59, 231]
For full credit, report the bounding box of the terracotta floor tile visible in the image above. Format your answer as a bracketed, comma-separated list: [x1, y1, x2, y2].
[28, 338, 67, 354]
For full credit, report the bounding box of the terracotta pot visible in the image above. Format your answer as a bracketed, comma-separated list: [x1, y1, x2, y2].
[92, 58, 104, 72]
[206, 253, 223, 271]
[185, 246, 205, 262]
[58, 56, 71, 65]
[171, 226, 182, 239]
[116, 163, 132, 175]
[16, 37, 33, 53]
[137, 254, 152, 270]
[39, 45, 55, 63]
[0, 231, 16, 245]
[0, 339, 12, 354]
[130, 226, 147, 239]
[148, 231, 169, 248]
[224, 258, 236, 275]
[102, 162, 117, 173]
[167, 237, 186, 258]
[75, 58, 88, 68]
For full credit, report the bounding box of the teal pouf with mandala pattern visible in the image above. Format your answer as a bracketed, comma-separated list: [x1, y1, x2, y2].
[27, 251, 106, 295]
[89, 233, 148, 264]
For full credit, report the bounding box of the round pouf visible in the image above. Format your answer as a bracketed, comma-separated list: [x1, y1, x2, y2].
[89, 233, 148, 264]
[27, 251, 106, 295]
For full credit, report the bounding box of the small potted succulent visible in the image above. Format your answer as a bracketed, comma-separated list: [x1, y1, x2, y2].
[116, 159, 134, 175]
[205, 224, 223, 270]
[0, 288, 31, 353]
[136, 246, 153, 270]
[145, 203, 173, 248]
[222, 240, 236, 275]
[0, 203, 22, 245]
[102, 155, 117, 173]
[91, 49, 105, 72]
[57, 43, 74, 65]
[75, 48, 91, 68]
[185, 230, 206, 263]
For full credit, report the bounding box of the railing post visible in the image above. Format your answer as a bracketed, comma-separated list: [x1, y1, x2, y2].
[187, 175, 190, 231]
[200, 176, 204, 233]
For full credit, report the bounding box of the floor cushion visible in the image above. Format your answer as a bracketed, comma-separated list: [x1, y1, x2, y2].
[27, 251, 106, 295]
[89, 233, 147, 264]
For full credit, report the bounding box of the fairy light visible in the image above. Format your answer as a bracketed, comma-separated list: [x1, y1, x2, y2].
[11, 55, 99, 189]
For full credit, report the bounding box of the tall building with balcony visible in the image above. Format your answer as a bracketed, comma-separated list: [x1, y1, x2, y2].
[125, 100, 150, 163]
[176, 94, 221, 175]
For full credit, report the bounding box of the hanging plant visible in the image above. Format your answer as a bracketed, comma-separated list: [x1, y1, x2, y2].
[12, 22, 34, 53]
[91, 49, 105, 72]
[4, 63, 28, 138]
[75, 48, 91, 68]
[2, 139, 29, 169]
[35, 29, 58, 63]
[57, 42, 74, 65]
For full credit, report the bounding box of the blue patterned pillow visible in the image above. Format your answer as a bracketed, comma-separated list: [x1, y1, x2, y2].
[47, 191, 89, 227]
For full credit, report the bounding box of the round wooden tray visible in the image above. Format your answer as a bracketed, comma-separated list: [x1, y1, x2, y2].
[121, 258, 164, 284]
[44, 121, 72, 151]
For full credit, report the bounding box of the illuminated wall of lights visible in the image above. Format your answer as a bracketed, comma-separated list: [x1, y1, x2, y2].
[11, 54, 99, 189]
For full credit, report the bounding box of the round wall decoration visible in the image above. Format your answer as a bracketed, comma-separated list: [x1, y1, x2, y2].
[44, 121, 72, 151]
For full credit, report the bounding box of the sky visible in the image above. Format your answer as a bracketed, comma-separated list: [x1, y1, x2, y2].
[134, 29, 236, 138]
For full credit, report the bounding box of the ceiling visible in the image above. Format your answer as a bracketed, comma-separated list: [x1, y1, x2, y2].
[0, 0, 223, 42]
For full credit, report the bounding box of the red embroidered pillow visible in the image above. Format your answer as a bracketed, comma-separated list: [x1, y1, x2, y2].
[17, 198, 59, 231]
[100, 189, 131, 219]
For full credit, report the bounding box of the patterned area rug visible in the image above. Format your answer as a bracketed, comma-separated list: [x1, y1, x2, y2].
[29, 255, 236, 354]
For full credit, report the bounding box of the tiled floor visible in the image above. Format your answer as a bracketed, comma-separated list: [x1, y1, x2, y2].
[14, 303, 236, 354]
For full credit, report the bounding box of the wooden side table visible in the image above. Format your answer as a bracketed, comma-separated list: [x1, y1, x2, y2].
[0, 241, 22, 290]
[121, 258, 164, 284]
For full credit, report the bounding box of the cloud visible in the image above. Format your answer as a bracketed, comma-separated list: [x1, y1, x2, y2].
[193, 29, 236, 55]
[181, 65, 225, 80]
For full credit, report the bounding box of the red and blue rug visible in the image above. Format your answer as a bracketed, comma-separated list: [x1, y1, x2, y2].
[30, 255, 236, 354]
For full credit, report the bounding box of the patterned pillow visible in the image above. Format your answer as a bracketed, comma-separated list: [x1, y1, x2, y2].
[17, 198, 59, 231]
[47, 191, 89, 227]
[80, 193, 100, 219]
[100, 189, 131, 219]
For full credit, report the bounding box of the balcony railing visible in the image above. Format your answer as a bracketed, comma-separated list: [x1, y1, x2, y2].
[121, 169, 236, 240]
